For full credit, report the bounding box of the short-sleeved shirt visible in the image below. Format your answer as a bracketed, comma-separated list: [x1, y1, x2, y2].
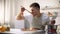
[24, 13, 50, 30]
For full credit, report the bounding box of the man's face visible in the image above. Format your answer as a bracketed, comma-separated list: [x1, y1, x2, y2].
[30, 7, 40, 16]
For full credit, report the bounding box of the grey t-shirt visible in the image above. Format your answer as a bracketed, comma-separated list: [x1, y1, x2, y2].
[24, 13, 50, 30]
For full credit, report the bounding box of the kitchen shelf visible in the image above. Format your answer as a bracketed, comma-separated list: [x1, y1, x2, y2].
[41, 7, 60, 10]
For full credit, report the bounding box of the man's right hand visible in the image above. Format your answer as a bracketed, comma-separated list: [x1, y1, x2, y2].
[16, 7, 25, 20]
[21, 7, 25, 12]
[20, 7, 25, 16]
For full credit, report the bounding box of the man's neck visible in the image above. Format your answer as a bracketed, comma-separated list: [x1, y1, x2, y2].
[36, 13, 41, 18]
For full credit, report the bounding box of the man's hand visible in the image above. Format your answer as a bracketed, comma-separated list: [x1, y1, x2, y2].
[16, 7, 25, 20]
[30, 28, 37, 31]
[21, 7, 25, 12]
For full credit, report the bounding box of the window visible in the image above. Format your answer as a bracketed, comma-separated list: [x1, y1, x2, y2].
[0, 0, 11, 24]
[0, 0, 4, 23]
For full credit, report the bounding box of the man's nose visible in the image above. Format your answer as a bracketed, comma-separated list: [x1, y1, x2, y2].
[31, 11, 35, 13]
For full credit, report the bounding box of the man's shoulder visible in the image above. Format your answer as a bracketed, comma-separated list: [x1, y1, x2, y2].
[42, 13, 49, 19]
[42, 13, 47, 16]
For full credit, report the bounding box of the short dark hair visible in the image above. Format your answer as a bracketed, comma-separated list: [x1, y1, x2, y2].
[30, 2, 40, 9]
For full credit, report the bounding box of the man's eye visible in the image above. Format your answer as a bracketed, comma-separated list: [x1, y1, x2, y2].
[32, 10, 34, 11]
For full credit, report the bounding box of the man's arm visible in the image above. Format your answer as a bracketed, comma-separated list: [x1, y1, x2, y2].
[42, 13, 50, 25]
[16, 7, 25, 20]
[16, 12, 25, 20]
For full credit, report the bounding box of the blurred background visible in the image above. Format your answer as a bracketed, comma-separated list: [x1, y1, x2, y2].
[0, 0, 60, 28]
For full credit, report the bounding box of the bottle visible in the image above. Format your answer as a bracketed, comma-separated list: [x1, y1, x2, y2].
[0, 23, 2, 32]
[5, 23, 10, 31]
[6, 24, 10, 31]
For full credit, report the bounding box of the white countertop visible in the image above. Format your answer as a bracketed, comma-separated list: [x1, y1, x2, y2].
[0, 28, 45, 34]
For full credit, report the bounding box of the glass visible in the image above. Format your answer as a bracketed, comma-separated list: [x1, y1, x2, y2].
[6, 24, 10, 31]
[0, 23, 2, 32]
[4, 23, 10, 31]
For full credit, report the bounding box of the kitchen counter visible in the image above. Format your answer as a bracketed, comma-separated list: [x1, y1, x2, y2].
[0, 28, 46, 34]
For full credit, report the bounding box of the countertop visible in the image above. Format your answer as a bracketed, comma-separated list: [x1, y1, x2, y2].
[0, 28, 45, 34]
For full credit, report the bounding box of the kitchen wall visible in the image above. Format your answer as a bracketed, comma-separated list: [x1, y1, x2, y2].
[15, 0, 60, 15]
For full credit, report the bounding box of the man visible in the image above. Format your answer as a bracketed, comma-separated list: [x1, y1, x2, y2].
[16, 3, 50, 31]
